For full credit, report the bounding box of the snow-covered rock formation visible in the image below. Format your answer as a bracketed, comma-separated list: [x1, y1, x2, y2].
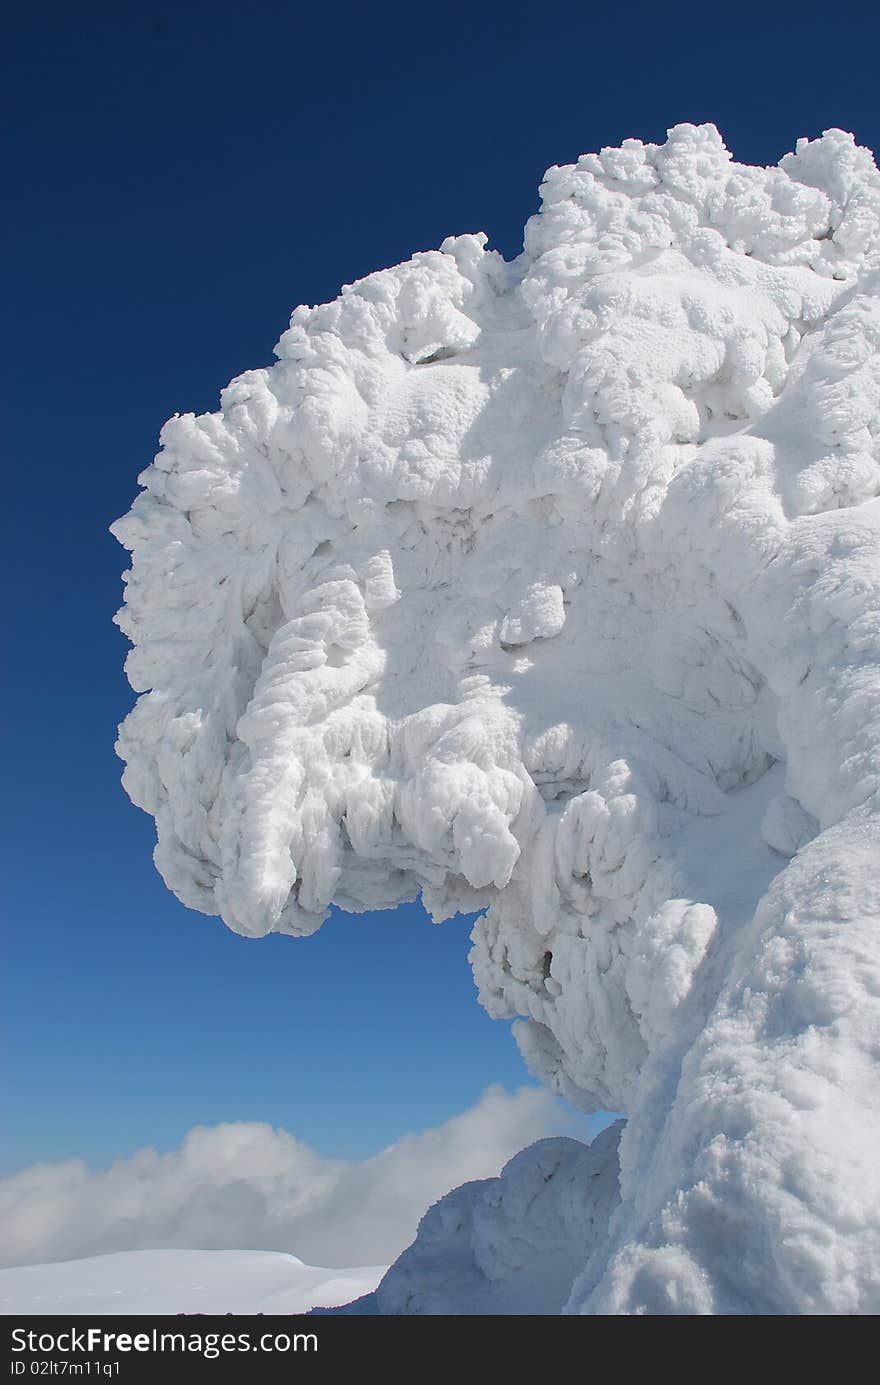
[113, 124, 880, 1313]
[374, 1123, 623, 1315]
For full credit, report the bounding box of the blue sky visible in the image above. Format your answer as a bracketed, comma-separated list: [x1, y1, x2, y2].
[3, 0, 878, 1174]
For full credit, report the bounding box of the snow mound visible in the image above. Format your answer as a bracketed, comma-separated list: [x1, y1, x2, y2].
[114, 124, 880, 1313]
[0, 1250, 385, 1316]
[375, 1123, 622, 1315]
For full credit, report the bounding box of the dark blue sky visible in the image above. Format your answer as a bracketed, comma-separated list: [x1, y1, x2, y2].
[3, 0, 878, 1173]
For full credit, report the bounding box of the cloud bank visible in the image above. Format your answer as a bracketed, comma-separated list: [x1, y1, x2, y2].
[0, 1086, 566, 1270]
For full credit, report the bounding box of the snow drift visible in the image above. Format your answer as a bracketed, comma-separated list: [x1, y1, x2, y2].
[0, 1250, 384, 1316]
[113, 124, 880, 1313]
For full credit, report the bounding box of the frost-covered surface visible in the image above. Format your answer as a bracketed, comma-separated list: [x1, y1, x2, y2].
[374, 1123, 622, 1315]
[0, 1250, 385, 1316]
[114, 125, 880, 1313]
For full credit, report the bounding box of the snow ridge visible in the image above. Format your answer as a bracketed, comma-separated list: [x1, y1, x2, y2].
[113, 125, 880, 1313]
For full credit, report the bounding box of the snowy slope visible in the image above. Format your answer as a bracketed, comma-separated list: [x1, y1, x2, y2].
[113, 125, 880, 1313]
[0, 1250, 385, 1316]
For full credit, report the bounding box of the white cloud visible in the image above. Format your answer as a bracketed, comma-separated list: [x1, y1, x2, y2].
[0, 1086, 573, 1269]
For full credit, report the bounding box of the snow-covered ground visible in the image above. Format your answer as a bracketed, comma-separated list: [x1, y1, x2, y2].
[111, 124, 880, 1312]
[0, 1250, 385, 1316]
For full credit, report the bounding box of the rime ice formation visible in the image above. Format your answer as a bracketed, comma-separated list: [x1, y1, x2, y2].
[113, 125, 880, 1314]
[374, 1125, 623, 1315]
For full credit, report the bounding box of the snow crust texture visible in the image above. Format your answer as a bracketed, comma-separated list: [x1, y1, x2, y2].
[114, 125, 880, 1314]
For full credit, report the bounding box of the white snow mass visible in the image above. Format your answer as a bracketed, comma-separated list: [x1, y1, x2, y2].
[113, 124, 880, 1314]
[0, 1251, 385, 1317]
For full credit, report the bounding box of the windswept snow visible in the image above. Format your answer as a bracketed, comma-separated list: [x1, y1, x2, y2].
[113, 124, 880, 1314]
[0, 1250, 384, 1316]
